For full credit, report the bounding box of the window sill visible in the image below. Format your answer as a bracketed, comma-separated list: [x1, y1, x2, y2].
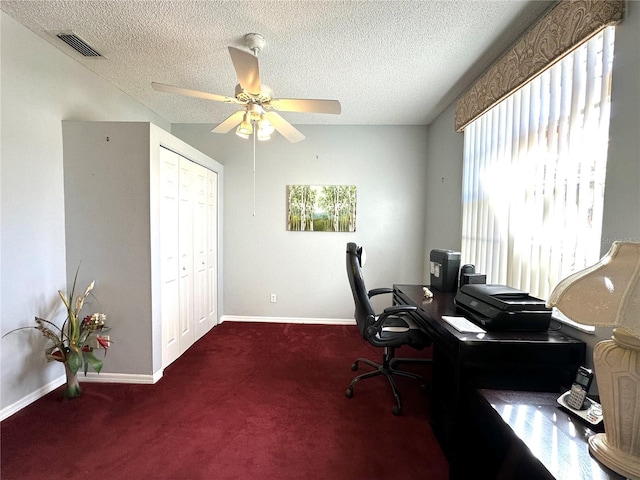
[551, 308, 596, 334]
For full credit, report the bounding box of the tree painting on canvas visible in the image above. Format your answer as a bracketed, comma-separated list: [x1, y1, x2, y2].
[287, 185, 357, 232]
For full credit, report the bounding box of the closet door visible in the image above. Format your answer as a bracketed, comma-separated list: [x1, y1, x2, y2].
[206, 170, 218, 328]
[192, 162, 209, 340]
[159, 148, 181, 368]
[178, 157, 195, 350]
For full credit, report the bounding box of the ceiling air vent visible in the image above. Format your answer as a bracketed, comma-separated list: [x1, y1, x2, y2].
[56, 32, 102, 57]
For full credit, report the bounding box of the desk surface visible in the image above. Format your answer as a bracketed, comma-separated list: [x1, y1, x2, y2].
[479, 389, 624, 480]
[394, 284, 585, 346]
[393, 282, 586, 392]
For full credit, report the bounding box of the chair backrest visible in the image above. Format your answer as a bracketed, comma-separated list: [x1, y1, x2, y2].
[346, 242, 376, 339]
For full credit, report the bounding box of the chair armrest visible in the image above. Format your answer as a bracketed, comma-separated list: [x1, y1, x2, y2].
[369, 304, 419, 336]
[382, 304, 417, 316]
[368, 287, 393, 298]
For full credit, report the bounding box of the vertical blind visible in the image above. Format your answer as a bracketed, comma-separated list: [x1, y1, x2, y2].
[461, 27, 615, 300]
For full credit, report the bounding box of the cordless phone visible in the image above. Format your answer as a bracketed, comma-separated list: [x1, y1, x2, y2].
[566, 366, 593, 410]
[557, 366, 602, 425]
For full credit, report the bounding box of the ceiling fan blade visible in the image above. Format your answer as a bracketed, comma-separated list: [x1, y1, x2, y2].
[211, 110, 246, 134]
[152, 82, 237, 104]
[265, 112, 305, 143]
[270, 98, 341, 115]
[228, 47, 261, 95]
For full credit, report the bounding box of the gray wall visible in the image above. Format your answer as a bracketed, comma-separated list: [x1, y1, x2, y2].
[423, 102, 464, 269]
[1, 12, 170, 414]
[61, 121, 224, 378]
[172, 124, 429, 320]
[580, 1, 640, 373]
[601, 2, 640, 248]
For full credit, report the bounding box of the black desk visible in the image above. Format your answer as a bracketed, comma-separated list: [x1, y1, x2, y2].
[475, 389, 624, 479]
[393, 284, 586, 479]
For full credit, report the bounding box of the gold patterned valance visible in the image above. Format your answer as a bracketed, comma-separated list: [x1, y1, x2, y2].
[455, 0, 625, 132]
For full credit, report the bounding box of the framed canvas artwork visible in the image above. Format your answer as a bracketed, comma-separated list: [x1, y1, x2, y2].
[287, 185, 357, 232]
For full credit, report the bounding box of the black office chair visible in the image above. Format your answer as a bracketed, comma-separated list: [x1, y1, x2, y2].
[344, 242, 432, 415]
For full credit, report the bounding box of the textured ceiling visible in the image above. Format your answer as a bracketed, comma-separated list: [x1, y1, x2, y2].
[1, 0, 554, 127]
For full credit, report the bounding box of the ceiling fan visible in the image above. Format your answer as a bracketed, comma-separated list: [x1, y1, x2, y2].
[152, 33, 341, 143]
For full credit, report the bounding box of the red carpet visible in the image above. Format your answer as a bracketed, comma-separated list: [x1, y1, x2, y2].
[1, 322, 448, 479]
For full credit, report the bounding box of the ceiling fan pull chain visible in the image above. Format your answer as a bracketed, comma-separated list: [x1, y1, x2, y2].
[252, 124, 256, 217]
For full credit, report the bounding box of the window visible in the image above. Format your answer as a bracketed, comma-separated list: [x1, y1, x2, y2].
[461, 27, 616, 301]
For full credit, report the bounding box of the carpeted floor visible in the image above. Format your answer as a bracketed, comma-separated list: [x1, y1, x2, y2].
[1, 321, 448, 479]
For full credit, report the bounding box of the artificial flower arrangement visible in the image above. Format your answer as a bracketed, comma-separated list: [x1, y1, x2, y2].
[7, 269, 111, 398]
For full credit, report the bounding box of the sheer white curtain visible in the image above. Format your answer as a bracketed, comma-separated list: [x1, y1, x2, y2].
[461, 27, 615, 300]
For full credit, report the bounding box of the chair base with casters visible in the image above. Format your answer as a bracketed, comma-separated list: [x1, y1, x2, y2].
[345, 346, 430, 416]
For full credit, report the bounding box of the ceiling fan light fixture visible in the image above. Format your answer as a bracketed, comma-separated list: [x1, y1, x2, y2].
[258, 115, 273, 131]
[235, 129, 250, 140]
[257, 130, 271, 142]
[236, 112, 253, 138]
[257, 115, 274, 141]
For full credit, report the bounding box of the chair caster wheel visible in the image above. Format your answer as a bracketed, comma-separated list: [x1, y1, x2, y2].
[351, 362, 358, 371]
[345, 388, 354, 398]
[392, 405, 402, 416]
[420, 383, 428, 392]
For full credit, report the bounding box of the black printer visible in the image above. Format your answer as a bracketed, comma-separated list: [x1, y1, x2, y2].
[454, 284, 552, 332]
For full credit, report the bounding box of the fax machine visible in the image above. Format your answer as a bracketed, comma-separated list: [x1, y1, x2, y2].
[454, 284, 552, 332]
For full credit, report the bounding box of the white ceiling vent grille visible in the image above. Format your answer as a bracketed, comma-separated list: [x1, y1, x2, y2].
[56, 32, 102, 57]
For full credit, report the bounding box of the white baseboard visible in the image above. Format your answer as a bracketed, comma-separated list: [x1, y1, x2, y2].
[80, 370, 162, 384]
[1, 370, 163, 422]
[1, 375, 65, 421]
[220, 315, 355, 325]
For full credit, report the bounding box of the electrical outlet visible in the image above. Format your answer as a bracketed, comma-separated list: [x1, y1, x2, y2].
[270, 294, 277, 303]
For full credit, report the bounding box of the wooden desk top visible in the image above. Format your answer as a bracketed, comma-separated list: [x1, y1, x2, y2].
[479, 389, 624, 480]
[394, 284, 585, 346]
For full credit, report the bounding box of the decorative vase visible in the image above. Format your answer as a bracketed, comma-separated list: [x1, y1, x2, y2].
[588, 329, 640, 479]
[63, 362, 82, 399]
